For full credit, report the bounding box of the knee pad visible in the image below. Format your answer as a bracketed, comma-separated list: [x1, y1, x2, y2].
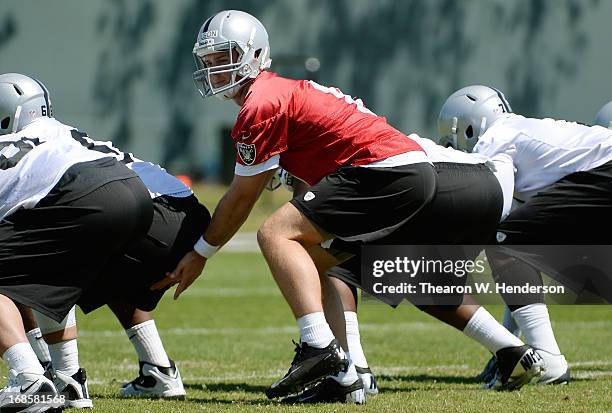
[33, 305, 76, 334]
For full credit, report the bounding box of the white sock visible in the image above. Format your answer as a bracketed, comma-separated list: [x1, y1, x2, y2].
[296, 312, 335, 348]
[463, 307, 524, 354]
[26, 328, 51, 364]
[344, 311, 368, 368]
[2, 342, 44, 375]
[331, 351, 359, 386]
[126, 320, 170, 367]
[502, 306, 521, 337]
[512, 304, 561, 355]
[48, 339, 79, 377]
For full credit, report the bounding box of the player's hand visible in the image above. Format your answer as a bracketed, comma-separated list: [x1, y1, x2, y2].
[151, 251, 207, 299]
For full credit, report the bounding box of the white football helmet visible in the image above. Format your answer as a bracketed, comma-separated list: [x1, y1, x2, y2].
[192, 10, 272, 100]
[0, 73, 52, 135]
[437, 85, 512, 152]
[593, 101, 612, 129]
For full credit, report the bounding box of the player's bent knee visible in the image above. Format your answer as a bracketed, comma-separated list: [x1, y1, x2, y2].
[257, 216, 280, 247]
[256, 226, 272, 249]
[258, 204, 303, 245]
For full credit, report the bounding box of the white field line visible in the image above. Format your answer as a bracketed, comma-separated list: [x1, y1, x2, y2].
[572, 370, 612, 379]
[85, 367, 435, 385]
[76, 318, 612, 338]
[222, 232, 259, 252]
[76, 321, 447, 338]
[85, 363, 612, 385]
[569, 360, 612, 367]
[94, 359, 612, 371]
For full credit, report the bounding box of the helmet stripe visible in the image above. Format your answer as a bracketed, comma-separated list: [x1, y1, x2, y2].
[31, 77, 51, 117]
[490, 86, 512, 113]
[202, 16, 214, 33]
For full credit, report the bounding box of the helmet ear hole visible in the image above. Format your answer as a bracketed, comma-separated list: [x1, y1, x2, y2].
[465, 125, 474, 139]
[1, 117, 10, 129]
[254, 49, 261, 58]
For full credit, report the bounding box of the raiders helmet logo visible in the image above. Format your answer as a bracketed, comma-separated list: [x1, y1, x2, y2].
[237, 142, 256, 165]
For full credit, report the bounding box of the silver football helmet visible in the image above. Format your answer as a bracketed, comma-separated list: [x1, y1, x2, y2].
[0, 73, 52, 135]
[593, 101, 612, 129]
[192, 10, 272, 100]
[437, 85, 512, 152]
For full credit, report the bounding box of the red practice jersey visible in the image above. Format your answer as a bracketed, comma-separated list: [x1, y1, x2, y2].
[231, 71, 424, 185]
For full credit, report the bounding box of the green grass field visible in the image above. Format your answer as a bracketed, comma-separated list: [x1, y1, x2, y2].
[16, 251, 609, 413]
[3, 185, 610, 412]
[192, 182, 291, 232]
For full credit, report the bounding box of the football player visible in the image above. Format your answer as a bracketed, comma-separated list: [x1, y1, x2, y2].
[19, 120, 214, 407]
[274, 133, 547, 402]
[266, 169, 379, 396]
[153, 10, 544, 403]
[438, 85, 612, 386]
[469, 97, 612, 384]
[476, 97, 612, 383]
[0, 73, 153, 412]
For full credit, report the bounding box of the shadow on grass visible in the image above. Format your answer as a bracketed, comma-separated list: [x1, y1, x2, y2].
[91, 373, 597, 405]
[377, 372, 599, 391]
[91, 396, 275, 407]
[90, 391, 275, 406]
[185, 382, 268, 393]
[379, 373, 480, 385]
[186, 397, 278, 406]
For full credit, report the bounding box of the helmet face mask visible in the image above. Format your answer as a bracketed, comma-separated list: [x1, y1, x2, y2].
[0, 73, 52, 136]
[438, 85, 512, 152]
[193, 10, 272, 100]
[193, 42, 252, 100]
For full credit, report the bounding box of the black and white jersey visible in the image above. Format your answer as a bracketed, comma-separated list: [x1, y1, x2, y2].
[410, 133, 490, 164]
[474, 115, 612, 196]
[0, 118, 110, 219]
[409, 134, 514, 220]
[68, 129, 192, 199]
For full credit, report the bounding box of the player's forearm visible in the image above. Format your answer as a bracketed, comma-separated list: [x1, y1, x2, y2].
[193, 171, 271, 258]
[202, 187, 257, 247]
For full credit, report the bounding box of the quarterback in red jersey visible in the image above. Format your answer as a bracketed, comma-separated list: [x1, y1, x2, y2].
[153, 9, 436, 403]
[153, 10, 543, 402]
[231, 71, 425, 186]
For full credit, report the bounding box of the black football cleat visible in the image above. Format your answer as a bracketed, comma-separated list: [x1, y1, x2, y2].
[485, 345, 544, 391]
[265, 339, 348, 399]
[281, 377, 365, 404]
